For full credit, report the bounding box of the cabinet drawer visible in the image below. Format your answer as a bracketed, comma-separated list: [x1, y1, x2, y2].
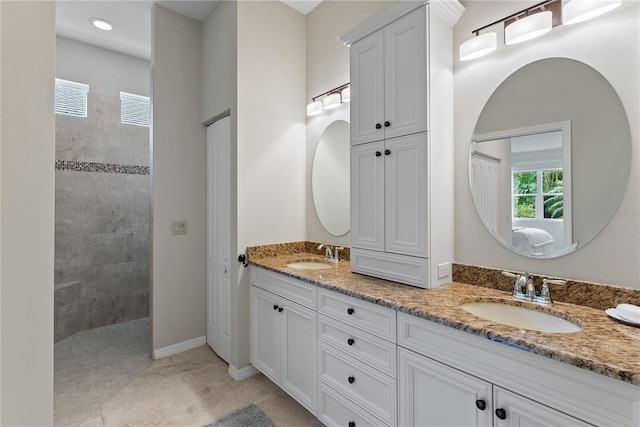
[318, 382, 389, 427]
[319, 343, 397, 426]
[251, 267, 317, 309]
[317, 288, 396, 341]
[318, 314, 396, 378]
[350, 248, 430, 289]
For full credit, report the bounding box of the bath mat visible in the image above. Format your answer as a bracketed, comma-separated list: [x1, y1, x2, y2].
[205, 404, 275, 427]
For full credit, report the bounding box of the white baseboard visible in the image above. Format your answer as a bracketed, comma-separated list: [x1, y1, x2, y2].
[152, 336, 206, 360]
[228, 363, 259, 381]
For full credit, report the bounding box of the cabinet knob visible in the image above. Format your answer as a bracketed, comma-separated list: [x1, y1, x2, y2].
[475, 400, 486, 411]
[384, 121, 391, 127]
[348, 422, 356, 427]
[384, 149, 391, 155]
[375, 123, 382, 130]
[375, 151, 382, 157]
[348, 376, 355, 384]
[347, 338, 355, 346]
[347, 308, 355, 315]
[273, 304, 278, 311]
[278, 307, 283, 313]
[495, 408, 507, 420]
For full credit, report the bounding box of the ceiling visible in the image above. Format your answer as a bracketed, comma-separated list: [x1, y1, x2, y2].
[56, 0, 323, 60]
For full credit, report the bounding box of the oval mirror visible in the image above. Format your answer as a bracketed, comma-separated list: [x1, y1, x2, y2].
[469, 58, 631, 258]
[312, 120, 350, 236]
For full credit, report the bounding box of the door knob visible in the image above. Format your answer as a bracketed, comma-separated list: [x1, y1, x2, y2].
[384, 149, 391, 155]
[375, 151, 382, 157]
[495, 408, 507, 420]
[375, 123, 382, 130]
[384, 121, 390, 127]
[475, 400, 486, 411]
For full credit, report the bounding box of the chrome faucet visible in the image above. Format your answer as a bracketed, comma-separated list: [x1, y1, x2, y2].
[502, 271, 528, 298]
[317, 244, 344, 262]
[502, 271, 565, 304]
[317, 244, 333, 259]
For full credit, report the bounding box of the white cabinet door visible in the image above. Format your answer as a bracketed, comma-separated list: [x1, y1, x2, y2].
[493, 387, 592, 427]
[384, 7, 427, 140]
[398, 348, 493, 427]
[384, 133, 428, 257]
[250, 286, 279, 383]
[351, 30, 385, 145]
[281, 300, 317, 414]
[351, 141, 385, 251]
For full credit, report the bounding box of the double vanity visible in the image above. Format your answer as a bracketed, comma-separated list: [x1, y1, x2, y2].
[248, 242, 640, 427]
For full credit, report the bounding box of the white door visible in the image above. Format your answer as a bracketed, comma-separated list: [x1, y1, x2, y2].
[384, 133, 428, 257]
[207, 116, 232, 363]
[351, 141, 385, 251]
[351, 30, 385, 145]
[398, 348, 493, 427]
[384, 7, 427, 139]
[280, 301, 317, 414]
[493, 387, 591, 427]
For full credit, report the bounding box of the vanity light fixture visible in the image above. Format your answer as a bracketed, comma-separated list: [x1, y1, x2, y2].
[459, 32, 497, 62]
[563, 0, 622, 25]
[341, 86, 351, 103]
[306, 101, 323, 116]
[90, 17, 114, 31]
[306, 83, 349, 117]
[505, 10, 553, 45]
[459, 0, 562, 61]
[323, 93, 341, 110]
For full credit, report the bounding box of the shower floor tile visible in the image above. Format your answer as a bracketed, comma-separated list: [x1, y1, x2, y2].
[54, 317, 152, 427]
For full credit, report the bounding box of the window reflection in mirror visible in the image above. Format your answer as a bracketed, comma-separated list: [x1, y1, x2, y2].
[472, 124, 573, 257]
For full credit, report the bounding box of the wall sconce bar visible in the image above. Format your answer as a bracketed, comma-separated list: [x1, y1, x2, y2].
[307, 83, 350, 117]
[460, 0, 622, 62]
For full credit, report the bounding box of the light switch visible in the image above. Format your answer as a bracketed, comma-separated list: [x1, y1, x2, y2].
[171, 220, 187, 235]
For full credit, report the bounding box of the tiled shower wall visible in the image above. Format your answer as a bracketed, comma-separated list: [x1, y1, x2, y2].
[55, 92, 150, 342]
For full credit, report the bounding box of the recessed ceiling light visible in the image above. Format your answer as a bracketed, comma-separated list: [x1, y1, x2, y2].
[90, 18, 114, 31]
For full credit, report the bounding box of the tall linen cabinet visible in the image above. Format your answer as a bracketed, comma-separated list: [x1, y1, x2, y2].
[340, 1, 462, 288]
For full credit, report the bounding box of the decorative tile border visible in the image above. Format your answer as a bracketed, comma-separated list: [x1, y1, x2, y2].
[55, 160, 149, 175]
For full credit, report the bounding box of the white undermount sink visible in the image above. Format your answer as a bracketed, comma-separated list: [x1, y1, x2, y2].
[286, 261, 333, 270]
[461, 301, 582, 333]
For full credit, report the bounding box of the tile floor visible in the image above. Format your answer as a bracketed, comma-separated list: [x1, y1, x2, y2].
[54, 318, 322, 427]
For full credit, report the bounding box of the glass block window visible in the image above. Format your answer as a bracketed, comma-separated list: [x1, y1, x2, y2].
[120, 92, 150, 127]
[55, 78, 89, 117]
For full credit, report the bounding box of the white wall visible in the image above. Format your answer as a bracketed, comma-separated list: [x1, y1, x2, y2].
[0, 1, 55, 424]
[235, 0, 307, 368]
[454, 1, 640, 288]
[201, 0, 242, 368]
[56, 36, 150, 97]
[305, 0, 394, 246]
[151, 5, 207, 352]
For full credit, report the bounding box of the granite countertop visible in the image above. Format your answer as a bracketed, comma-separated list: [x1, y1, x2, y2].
[249, 250, 640, 386]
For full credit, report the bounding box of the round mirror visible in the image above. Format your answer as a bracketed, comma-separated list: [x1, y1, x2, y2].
[469, 58, 631, 258]
[312, 120, 350, 236]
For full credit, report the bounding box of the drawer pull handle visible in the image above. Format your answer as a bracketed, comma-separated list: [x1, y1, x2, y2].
[495, 408, 507, 420]
[347, 308, 355, 315]
[475, 399, 486, 411]
[348, 422, 356, 427]
[273, 305, 278, 311]
[278, 307, 283, 313]
[348, 376, 355, 384]
[347, 338, 355, 346]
